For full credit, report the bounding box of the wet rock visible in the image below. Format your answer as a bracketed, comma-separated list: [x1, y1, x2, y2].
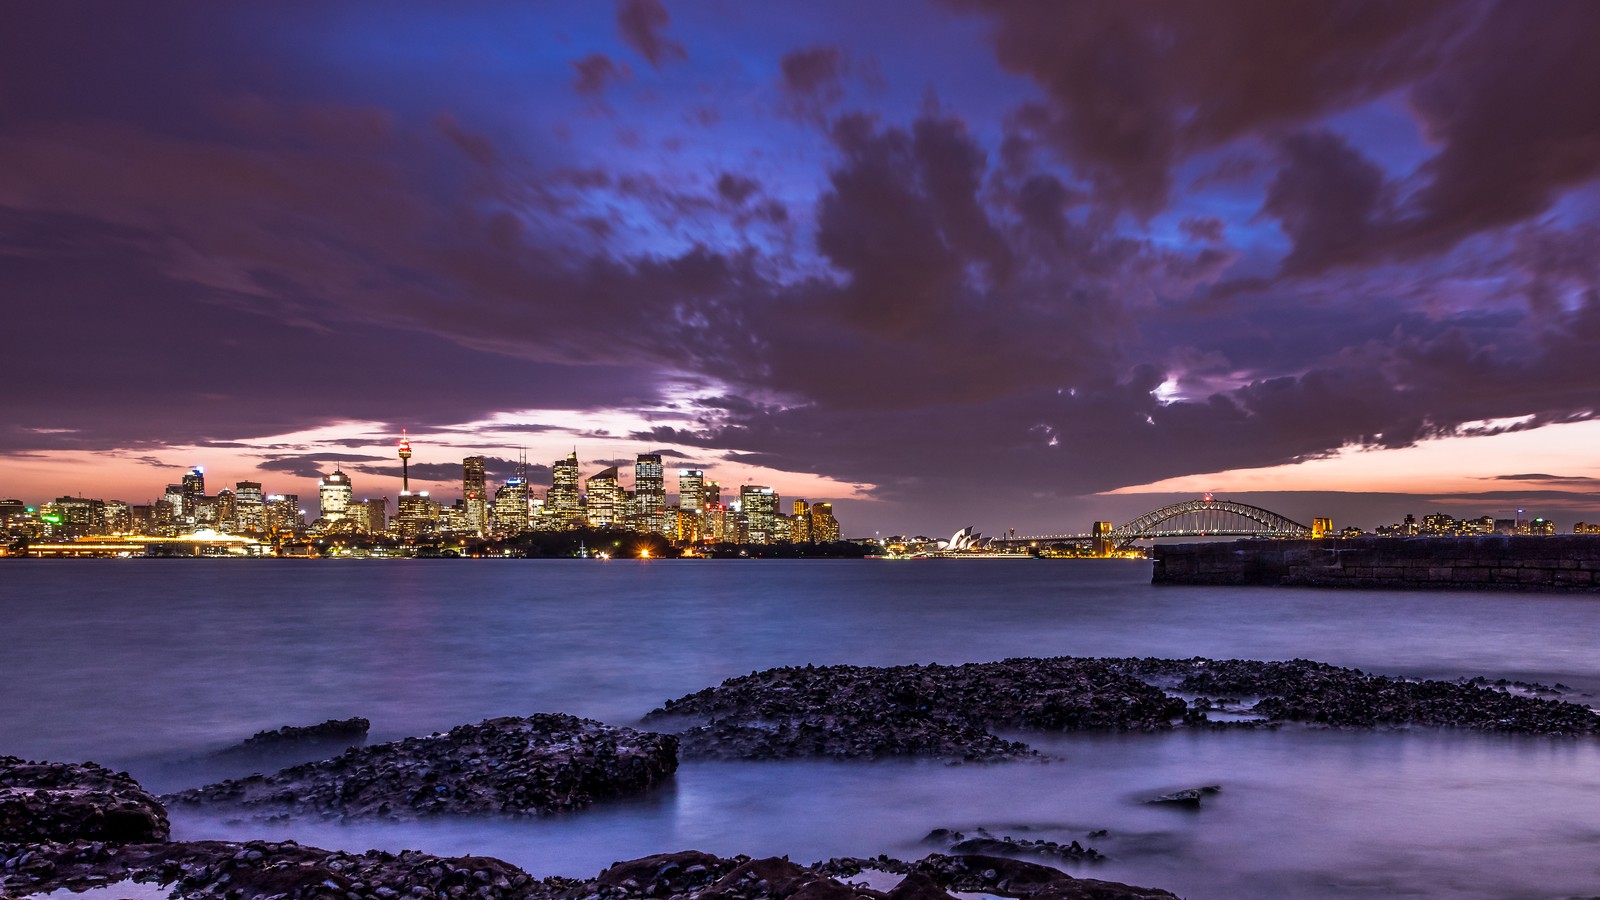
[163, 713, 678, 822]
[0, 756, 169, 844]
[647, 660, 1188, 761]
[1146, 786, 1220, 809]
[925, 828, 1103, 862]
[3, 843, 1180, 900]
[217, 717, 372, 755]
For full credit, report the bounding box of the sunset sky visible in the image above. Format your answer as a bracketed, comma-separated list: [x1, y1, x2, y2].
[5, 1, 1600, 535]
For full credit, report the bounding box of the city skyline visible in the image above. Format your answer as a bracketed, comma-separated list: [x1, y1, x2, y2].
[6, 3, 1600, 534]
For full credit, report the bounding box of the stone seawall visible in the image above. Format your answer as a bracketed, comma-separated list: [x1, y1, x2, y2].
[1151, 535, 1600, 591]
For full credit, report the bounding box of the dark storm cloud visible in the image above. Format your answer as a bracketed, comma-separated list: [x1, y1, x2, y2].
[942, 0, 1458, 216]
[615, 0, 685, 69]
[573, 54, 630, 99]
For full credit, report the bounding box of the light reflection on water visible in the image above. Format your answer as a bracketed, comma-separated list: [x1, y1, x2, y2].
[5, 559, 1600, 898]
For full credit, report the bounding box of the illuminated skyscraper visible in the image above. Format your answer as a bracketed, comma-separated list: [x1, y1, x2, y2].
[396, 491, 437, 539]
[740, 485, 777, 544]
[265, 494, 303, 533]
[585, 467, 625, 526]
[180, 466, 205, 518]
[548, 451, 581, 526]
[678, 470, 705, 512]
[463, 456, 487, 533]
[234, 481, 265, 533]
[809, 502, 840, 542]
[634, 453, 665, 533]
[493, 479, 529, 535]
[212, 490, 236, 532]
[704, 481, 721, 508]
[791, 500, 813, 542]
[319, 468, 354, 522]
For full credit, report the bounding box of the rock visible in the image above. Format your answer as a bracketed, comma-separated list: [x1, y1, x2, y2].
[216, 717, 372, 755]
[925, 827, 1103, 862]
[163, 713, 678, 822]
[1146, 786, 1220, 809]
[0, 756, 169, 844]
[647, 659, 1188, 761]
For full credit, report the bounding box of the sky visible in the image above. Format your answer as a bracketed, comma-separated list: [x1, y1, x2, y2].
[5, 0, 1600, 536]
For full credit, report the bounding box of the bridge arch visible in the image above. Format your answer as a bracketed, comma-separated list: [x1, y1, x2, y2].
[1112, 498, 1311, 548]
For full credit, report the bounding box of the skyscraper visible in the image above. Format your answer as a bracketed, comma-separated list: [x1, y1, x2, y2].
[548, 451, 581, 526]
[740, 485, 777, 544]
[678, 469, 705, 512]
[318, 468, 354, 522]
[809, 502, 840, 542]
[463, 456, 487, 533]
[791, 499, 813, 542]
[585, 467, 625, 526]
[235, 481, 265, 532]
[180, 466, 205, 518]
[634, 453, 665, 533]
[493, 479, 528, 535]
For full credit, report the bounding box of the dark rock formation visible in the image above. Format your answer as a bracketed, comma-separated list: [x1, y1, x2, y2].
[1145, 786, 1220, 809]
[648, 656, 1600, 761]
[163, 714, 678, 821]
[0, 757, 169, 845]
[1113, 657, 1600, 734]
[0, 842, 1180, 900]
[819, 853, 1178, 899]
[923, 827, 1103, 862]
[647, 660, 1187, 761]
[218, 717, 371, 755]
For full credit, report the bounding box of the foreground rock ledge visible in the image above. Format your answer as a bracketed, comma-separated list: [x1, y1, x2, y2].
[0, 841, 1177, 900]
[646, 657, 1600, 760]
[1, 757, 170, 845]
[164, 714, 678, 821]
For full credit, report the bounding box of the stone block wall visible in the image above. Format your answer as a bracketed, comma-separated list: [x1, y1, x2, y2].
[1150, 536, 1600, 591]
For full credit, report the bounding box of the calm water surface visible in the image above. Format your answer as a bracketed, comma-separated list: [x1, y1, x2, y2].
[4, 559, 1600, 898]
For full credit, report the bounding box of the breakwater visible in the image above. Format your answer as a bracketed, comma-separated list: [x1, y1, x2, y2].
[1151, 535, 1600, 591]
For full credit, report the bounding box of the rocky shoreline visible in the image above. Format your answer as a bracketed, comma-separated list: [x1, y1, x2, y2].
[645, 656, 1600, 760]
[164, 714, 679, 822]
[8, 654, 1600, 898]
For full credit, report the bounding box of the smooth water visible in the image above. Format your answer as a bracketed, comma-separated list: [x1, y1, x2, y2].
[4, 560, 1600, 898]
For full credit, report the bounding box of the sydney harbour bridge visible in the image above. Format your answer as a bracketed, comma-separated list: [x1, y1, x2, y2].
[986, 495, 1319, 554]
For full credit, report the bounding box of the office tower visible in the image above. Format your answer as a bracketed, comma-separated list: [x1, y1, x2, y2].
[703, 504, 727, 542]
[103, 500, 132, 535]
[366, 497, 389, 534]
[739, 485, 777, 544]
[180, 466, 205, 518]
[234, 481, 265, 532]
[585, 467, 625, 526]
[163, 484, 184, 517]
[266, 494, 303, 532]
[810, 501, 840, 542]
[319, 468, 354, 522]
[704, 481, 721, 508]
[634, 453, 665, 533]
[493, 479, 529, 535]
[396, 491, 438, 539]
[343, 499, 372, 534]
[51, 496, 105, 537]
[398, 431, 413, 493]
[548, 451, 581, 526]
[791, 499, 813, 542]
[463, 456, 488, 534]
[678, 470, 705, 512]
[212, 490, 236, 532]
[669, 507, 701, 544]
[152, 499, 177, 535]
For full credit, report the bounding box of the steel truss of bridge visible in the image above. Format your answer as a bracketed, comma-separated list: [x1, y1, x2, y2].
[991, 497, 1313, 550]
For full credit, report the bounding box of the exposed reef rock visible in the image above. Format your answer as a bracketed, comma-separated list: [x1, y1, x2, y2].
[163, 714, 678, 821]
[923, 827, 1104, 863]
[1, 841, 1178, 900]
[0, 756, 169, 845]
[646, 660, 1186, 761]
[647, 657, 1600, 761]
[217, 717, 372, 755]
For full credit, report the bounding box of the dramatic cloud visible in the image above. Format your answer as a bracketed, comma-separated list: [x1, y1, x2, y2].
[615, 0, 685, 69]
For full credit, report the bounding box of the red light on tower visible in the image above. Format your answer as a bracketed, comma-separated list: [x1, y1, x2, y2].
[1202, 492, 1214, 502]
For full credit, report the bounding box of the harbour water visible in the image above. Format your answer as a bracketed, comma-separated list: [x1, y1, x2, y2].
[4, 560, 1600, 898]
